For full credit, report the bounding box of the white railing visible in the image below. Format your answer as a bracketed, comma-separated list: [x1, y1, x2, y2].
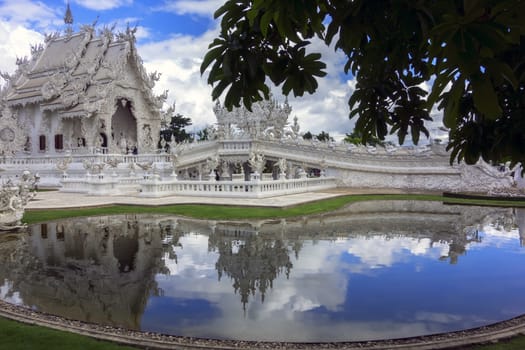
[219, 140, 252, 153]
[61, 174, 142, 195]
[139, 176, 337, 198]
[0, 153, 171, 167]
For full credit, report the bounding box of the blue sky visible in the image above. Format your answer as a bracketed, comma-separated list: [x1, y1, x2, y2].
[0, 0, 444, 141]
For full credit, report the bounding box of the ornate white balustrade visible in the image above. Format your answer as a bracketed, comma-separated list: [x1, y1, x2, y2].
[0, 153, 172, 187]
[60, 174, 143, 196]
[139, 176, 337, 198]
[0, 153, 171, 167]
[0, 136, 514, 195]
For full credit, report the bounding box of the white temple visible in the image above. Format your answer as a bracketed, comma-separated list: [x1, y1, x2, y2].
[0, 6, 520, 199]
[1, 19, 163, 156]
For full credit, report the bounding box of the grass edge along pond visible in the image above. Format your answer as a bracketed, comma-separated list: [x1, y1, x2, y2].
[4, 193, 525, 350]
[21, 193, 525, 224]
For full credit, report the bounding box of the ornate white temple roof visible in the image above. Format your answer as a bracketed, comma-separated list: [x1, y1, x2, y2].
[3, 24, 164, 119]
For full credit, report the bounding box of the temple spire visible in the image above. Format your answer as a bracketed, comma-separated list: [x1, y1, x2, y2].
[64, 1, 73, 25]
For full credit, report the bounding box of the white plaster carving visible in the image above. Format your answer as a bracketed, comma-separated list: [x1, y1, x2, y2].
[0, 170, 38, 230]
[248, 151, 265, 175]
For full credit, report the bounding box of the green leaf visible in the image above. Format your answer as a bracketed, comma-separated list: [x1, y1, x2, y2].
[211, 80, 230, 101]
[443, 79, 465, 128]
[257, 10, 272, 37]
[201, 45, 226, 75]
[222, 51, 233, 79]
[246, 7, 260, 26]
[463, 0, 480, 15]
[484, 59, 518, 90]
[471, 76, 502, 119]
[214, 1, 232, 19]
[282, 76, 294, 96]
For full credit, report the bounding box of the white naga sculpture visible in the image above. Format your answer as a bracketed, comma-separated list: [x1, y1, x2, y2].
[0, 98, 39, 229]
[0, 171, 38, 231]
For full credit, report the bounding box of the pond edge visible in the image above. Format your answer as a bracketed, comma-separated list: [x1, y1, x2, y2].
[1, 299, 525, 349]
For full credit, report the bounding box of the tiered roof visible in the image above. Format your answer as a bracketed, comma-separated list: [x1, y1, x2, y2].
[3, 24, 166, 119]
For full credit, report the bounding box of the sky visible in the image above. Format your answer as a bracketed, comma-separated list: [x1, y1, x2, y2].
[0, 0, 444, 142]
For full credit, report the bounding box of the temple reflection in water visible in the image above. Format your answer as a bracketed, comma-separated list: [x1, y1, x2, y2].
[0, 201, 524, 341]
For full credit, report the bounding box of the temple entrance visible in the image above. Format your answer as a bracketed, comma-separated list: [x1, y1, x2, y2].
[111, 99, 137, 153]
[100, 133, 108, 148]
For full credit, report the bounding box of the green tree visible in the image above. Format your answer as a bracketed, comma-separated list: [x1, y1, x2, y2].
[316, 131, 333, 142]
[302, 131, 313, 140]
[160, 111, 192, 144]
[344, 129, 384, 147]
[302, 130, 334, 141]
[196, 127, 211, 141]
[201, 0, 525, 167]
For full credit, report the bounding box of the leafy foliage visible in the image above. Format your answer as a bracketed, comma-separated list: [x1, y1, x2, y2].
[344, 129, 384, 147]
[160, 112, 192, 144]
[302, 130, 334, 141]
[201, 0, 525, 166]
[316, 131, 334, 142]
[196, 128, 210, 141]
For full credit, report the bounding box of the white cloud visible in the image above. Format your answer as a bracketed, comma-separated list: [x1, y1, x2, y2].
[157, 0, 224, 16]
[0, 0, 60, 29]
[72, 0, 133, 11]
[0, 279, 23, 305]
[139, 28, 219, 131]
[0, 21, 43, 79]
[346, 236, 449, 269]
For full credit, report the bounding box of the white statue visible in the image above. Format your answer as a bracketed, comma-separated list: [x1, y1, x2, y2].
[56, 155, 72, 177]
[248, 152, 265, 174]
[206, 154, 219, 173]
[0, 170, 39, 230]
[119, 136, 128, 154]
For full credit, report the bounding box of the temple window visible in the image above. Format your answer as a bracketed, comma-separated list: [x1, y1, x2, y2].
[54, 134, 64, 150]
[39, 135, 46, 151]
[41, 224, 48, 239]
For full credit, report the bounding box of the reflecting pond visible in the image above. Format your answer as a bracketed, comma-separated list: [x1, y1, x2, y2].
[1, 200, 525, 342]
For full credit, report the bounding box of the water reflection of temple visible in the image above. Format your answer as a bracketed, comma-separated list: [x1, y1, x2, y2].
[0, 202, 523, 328]
[209, 224, 293, 309]
[0, 215, 183, 329]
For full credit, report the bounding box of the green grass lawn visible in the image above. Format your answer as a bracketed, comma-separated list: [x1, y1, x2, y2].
[3, 193, 525, 349]
[0, 317, 137, 350]
[473, 338, 525, 350]
[1, 315, 525, 350]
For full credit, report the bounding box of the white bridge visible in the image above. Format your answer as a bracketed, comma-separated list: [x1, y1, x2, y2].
[0, 136, 515, 198]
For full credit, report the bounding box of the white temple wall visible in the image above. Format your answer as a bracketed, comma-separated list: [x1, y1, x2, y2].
[15, 104, 43, 156]
[333, 168, 461, 191]
[15, 105, 85, 156]
[333, 162, 514, 192]
[459, 163, 514, 192]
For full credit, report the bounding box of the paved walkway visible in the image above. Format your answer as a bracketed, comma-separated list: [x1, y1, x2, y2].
[26, 188, 409, 210]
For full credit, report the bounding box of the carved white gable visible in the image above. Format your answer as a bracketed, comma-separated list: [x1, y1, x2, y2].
[1, 24, 165, 155]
